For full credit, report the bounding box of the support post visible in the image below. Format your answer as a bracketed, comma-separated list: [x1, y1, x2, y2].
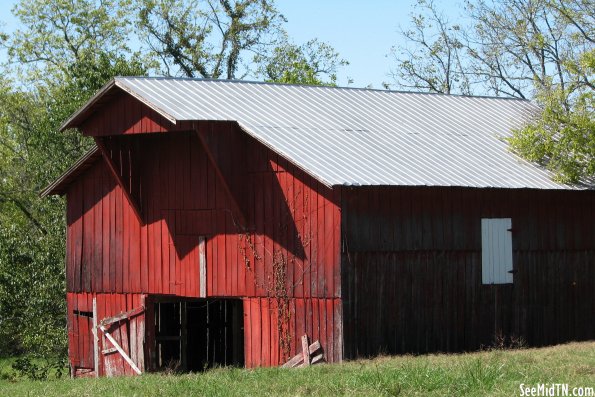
[94, 137, 144, 224]
[181, 302, 187, 371]
[195, 123, 248, 228]
[92, 297, 99, 378]
[199, 236, 207, 298]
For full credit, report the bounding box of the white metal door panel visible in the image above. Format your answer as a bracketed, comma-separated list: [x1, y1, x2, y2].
[481, 218, 513, 284]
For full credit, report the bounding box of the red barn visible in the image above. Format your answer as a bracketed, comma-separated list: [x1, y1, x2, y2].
[43, 77, 595, 377]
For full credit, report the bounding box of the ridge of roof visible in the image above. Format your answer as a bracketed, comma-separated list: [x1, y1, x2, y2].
[113, 75, 535, 103]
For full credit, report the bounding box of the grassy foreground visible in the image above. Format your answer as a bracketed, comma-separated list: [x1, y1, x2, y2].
[1, 342, 593, 397]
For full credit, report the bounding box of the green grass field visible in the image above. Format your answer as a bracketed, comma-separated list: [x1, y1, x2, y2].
[1, 342, 593, 396]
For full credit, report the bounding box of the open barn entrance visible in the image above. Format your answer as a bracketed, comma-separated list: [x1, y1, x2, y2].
[153, 298, 244, 372]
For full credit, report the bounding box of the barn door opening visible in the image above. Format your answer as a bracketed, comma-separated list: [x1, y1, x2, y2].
[153, 298, 243, 372]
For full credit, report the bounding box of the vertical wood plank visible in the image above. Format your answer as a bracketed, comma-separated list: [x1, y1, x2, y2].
[92, 296, 99, 377]
[207, 236, 214, 297]
[250, 298, 261, 367]
[261, 298, 271, 367]
[317, 185, 326, 297]
[243, 298, 252, 368]
[301, 334, 310, 366]
[199, 236, 206, 298]
[93, 179, 103, 293]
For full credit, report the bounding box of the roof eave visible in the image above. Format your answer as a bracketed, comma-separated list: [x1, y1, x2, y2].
[59, 77, 178, 132]
[59, 79, 118, 131]
[40, 146, 101, 197]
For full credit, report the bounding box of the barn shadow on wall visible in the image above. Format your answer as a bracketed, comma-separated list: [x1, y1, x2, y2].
[71, 129, 311, 264]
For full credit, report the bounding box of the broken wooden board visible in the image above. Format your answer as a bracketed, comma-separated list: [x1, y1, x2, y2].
[74, 368, 95, 378]
[99, 305, 145, 327]
[281, 335, 325, 368]
[98, 324, 142, 375]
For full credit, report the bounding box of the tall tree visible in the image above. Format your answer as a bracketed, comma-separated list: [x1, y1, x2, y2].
[0, 0, 148, 372]
[508, 48, 594, 183]
[6, 0, 137, 81]
[391, 0, 471, 94]
[134, 0, 285, 78]
[0, 56, 147, 369]
[393, 0, 593, 98]
[465, 0, 593, 99]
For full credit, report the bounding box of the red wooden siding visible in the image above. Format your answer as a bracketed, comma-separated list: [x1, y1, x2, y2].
[65, 117, 342, 370]
[66, 130, 341, 300]
[67, 293, 94, 370]
[243, 298, 342, 367]
[80, 92, 191, 136]
[67, 292, 146, 376]
[66, 156, 203, 298]
[341, 186, 595, 358]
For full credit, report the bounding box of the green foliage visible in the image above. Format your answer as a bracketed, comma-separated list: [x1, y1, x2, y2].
[131, 0, 346, 83]
[7, 0, 137, 82]
[257, 37, 348, 86]
[0, 80, 74, 363]
[12, 356, 67, 380]
[0, 0, 149, 369]
[0, 204, 66, 358]
[510, 81, 595, 183]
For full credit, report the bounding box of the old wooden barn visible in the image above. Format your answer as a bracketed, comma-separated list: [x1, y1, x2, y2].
[43, 77, 595, 377]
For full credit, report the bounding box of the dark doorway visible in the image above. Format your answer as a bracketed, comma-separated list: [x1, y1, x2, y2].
[154, 298, 244, 372]
[186, 300, 244, 371]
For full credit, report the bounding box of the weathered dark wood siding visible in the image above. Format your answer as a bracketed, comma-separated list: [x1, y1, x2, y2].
[341, 186, 595, 358]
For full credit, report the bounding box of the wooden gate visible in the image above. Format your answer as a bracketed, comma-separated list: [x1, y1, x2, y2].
[68, 293, 147, 377]
[96, 300, 145, 376]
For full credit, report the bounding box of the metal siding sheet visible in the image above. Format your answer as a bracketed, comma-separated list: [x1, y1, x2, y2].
[482, 218, 513, 284]
[65, 77, 583, 190]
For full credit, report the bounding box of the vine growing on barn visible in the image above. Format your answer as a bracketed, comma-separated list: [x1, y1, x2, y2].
[237, 187, 315, 360]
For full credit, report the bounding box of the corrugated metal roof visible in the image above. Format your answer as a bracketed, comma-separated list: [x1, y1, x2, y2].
[64, 76, 580, 190]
